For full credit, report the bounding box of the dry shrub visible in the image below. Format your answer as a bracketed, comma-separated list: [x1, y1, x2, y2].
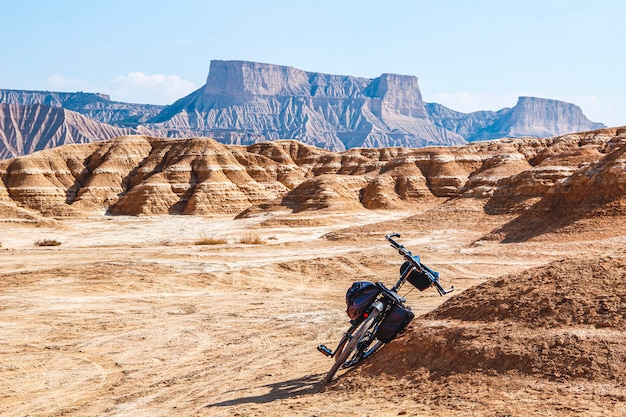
[35, 239, 62, 247]
[238, 233, 267, 245]
[196, 234, 227, 245]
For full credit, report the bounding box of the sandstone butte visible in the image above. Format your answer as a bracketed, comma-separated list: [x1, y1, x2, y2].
[0, 126, 625, 242]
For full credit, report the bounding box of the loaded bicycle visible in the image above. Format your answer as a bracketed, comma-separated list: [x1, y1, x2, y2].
[317, 233, 454, 384]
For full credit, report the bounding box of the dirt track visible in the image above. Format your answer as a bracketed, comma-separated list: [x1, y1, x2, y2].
[1, 208, 624, 416]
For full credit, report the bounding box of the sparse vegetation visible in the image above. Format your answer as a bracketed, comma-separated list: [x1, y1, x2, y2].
[238, 233, 267, 245]
[35, 239, 62, 247]
[195, 234, 228, 245]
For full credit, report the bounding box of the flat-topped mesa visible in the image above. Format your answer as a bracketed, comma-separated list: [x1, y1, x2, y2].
[362, 73, 428, 118]
[203, 61, 427, 110]
[202, 60, 373, 99]
[505, 96, 606, 137]
[0, 61, 606, 157]
[156, 60, 454, 150]
[203, 60, 312, 97]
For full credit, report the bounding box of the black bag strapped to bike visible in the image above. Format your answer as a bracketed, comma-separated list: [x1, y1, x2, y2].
[345, 281, 381, 320]
[377, 304, 415, 343]
[400, 261, 432, 291]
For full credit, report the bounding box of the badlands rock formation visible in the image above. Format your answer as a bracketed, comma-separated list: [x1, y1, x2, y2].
[427, 96, 605, 142]
[0, 89, 164, 125]
[147, 60, 466, 150]
[1, 126, 625, 242]
[0, 61, 605, 157]
[147, 61, 604, 150]
[0, 104, 138, 160]
[489, 127, 626, 241]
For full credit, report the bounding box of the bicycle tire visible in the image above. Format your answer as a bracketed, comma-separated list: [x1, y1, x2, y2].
[323, 308, 381, 384]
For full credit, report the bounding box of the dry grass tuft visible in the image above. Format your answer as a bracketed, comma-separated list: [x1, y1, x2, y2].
[35, 239, 62, 247]
[238, 233, 267, 245]
[196, 234, 228, 245]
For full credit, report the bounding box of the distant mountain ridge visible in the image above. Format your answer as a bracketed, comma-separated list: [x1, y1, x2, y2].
[427, 96, 605, 142]
[0, 89, 164, 126]
[0, 103, 139, 160]
[0, 60, 606, 159]
[147, 60, 466, 150]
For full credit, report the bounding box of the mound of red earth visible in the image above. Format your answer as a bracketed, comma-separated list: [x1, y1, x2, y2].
[355, 255, 626, 383]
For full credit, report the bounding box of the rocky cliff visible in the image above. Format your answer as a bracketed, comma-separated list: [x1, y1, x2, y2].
[2, 127, 625, 244]
[486, 127, 626, 241]
[427, 97, 605, 142]
[0, 61, 607, 157]
[0, 103, 142, 160]
[147, 60, 465, 150]
[0, 89, 164, 125]
[146, 61, 604, 150]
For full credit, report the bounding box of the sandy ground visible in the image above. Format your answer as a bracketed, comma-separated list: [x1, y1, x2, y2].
[0, 207, 624, 416]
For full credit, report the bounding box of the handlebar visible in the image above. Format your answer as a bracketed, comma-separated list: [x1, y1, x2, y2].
[385, 233, 454, 296]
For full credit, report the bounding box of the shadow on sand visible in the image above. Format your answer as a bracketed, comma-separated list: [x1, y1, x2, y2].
[207, 373, 326, 408]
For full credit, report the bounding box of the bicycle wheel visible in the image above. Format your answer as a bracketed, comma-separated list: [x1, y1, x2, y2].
[323, 308, 381, 384]
[358, 339, 384, 363]
[341, 327, 384, 369]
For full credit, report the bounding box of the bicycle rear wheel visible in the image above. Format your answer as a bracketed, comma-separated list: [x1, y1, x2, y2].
[323, 308, 381, 384]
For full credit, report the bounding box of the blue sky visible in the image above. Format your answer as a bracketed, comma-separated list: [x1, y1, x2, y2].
[2, 0, 624, 126]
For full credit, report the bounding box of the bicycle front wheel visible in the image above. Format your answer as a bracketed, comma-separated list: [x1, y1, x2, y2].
[323, 308, 381, 384]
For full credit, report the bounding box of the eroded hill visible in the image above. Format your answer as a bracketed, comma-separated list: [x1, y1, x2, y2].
[343, 255, 626, 415]
[2, 127, 626, 242]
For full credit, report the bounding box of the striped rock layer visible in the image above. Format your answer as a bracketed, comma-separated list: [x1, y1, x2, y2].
[1, 128, 625, 228]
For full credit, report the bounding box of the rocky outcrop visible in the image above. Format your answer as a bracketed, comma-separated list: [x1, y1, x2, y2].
[148, 61, 603, 150]
[1, 127, 624, 224]
[0, 62, 606, 157]
[0, 89, 164, 125]
[427, 97, 605, 142]
[0, 103, 140, 160]
[492, 97, 605, 139]
[0, 136, 420, 216]
[147, 60, 466, 151]
[361, 255, 626, 384]
[488, 127, 626, 241]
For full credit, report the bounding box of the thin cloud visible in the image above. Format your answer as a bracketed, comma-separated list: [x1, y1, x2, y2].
[46, 72, 198, 105]
[107, 72, 197, 105]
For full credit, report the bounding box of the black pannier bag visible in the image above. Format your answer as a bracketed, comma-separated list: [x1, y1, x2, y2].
[345, 281, 381, 320]
[377, 304, 415, 343]
[400, 261, 432, 291]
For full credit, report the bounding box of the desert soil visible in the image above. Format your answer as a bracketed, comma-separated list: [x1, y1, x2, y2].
[1, 206, 624, 416]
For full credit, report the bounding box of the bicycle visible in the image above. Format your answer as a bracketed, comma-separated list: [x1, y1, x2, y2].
[317, 233, 454, 384]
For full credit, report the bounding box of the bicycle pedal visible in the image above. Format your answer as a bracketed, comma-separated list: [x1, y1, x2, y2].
[317, 344, 333, 357]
